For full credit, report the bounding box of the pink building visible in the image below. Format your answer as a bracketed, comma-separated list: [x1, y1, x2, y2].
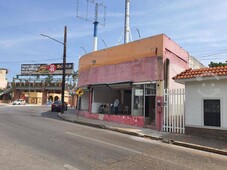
[77, 34, 190, 130]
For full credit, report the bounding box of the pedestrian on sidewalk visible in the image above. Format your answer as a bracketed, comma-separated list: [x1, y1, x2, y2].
[114, 97, 119, 114]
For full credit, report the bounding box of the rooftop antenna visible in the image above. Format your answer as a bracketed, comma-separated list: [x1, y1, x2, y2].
[117, 0, 132, 45]
[124, 0, 130, 44]
[76, 0, 106, 51]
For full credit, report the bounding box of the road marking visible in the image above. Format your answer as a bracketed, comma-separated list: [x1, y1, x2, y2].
[64, 164, 79, 170]
[66, 131, 143, 154]
[66, 131, 197, 169]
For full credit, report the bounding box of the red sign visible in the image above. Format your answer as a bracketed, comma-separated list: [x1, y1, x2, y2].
[48, 64, 56, 73]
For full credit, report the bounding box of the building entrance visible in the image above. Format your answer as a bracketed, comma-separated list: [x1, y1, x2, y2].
[145, 96, 156, 126]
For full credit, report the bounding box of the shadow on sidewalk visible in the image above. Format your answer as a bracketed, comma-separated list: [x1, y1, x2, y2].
[41, 110, 62, 120]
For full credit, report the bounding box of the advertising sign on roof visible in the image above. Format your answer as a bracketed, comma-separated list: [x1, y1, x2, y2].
[21, 63, 74, 75]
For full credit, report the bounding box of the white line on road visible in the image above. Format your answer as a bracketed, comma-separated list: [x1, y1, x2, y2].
[66, 131, 143, 154]
[66, 131, 198, 169]
[64, 164, 79, 170]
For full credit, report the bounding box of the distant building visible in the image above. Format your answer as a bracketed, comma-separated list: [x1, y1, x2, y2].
[189, 55, 205, 69]
[12, 63, 77, 106]
[0, 68, 8, 90]
[0, 68, 10, 103]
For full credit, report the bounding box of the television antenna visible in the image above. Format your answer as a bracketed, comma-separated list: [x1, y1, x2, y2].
[76, 0, 106, 51]
[117, 0, 132, 45]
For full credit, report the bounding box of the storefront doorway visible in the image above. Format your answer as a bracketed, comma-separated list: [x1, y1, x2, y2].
[144, 83, 156, 127]
[132, 82, 156, 126]
[145, 96, 156, 126]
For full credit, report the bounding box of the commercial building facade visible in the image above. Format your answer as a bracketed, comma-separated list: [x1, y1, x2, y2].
[78, 34, 191, 130]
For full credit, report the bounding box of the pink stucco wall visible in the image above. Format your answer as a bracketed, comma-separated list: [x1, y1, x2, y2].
[78, 34, 189, 87]
[163, 35, 189, 63]
[163, 51, 189, 89]
[80, 111, 145, 127]
[161, 35, 189, 89]
[79, 56, 160, 86]
[77, 34, 190, 129]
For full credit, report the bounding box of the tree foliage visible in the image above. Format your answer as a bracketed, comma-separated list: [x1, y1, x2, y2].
[208, 61, 227, 67]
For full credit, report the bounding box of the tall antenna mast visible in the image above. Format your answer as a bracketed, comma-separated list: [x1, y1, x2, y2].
[93, 3, 99, 51]
[117, 0, 132, 45]
[76, 0, 106, 52]
[124, 0, 130, 44]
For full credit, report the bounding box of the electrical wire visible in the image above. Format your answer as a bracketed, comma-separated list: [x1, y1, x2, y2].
[1, 58, 63, 64]
[194, 50, 227, 59]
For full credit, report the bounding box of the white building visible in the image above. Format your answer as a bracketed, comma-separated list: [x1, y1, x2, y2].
[0, 68, 8, 90]
[174, 66, 227, 140]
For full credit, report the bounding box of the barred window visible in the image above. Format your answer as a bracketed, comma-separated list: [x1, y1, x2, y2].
[204, 100, 220, 127]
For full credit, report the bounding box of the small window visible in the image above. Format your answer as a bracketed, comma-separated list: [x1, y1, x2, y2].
[204, 100, 220, 127]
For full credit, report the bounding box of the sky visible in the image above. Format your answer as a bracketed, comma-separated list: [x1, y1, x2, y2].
[0, 0, 227, 82]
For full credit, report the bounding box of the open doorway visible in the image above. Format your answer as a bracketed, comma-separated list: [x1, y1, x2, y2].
[145, 96, 156, 127]
[144, 83, 156, 128]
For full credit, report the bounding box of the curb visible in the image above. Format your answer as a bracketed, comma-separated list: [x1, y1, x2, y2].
[58, 113, 105, 129]
[105, 126, 145, 137]
[58, 113, 227, 156]
[172, 141, 227, 156]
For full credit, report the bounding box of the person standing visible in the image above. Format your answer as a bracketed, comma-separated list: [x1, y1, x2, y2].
[114, 97, 119, 114]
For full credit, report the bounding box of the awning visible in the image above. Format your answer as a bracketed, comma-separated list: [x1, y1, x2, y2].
[88, 81, 133, 89]
[133, 81, 156, 85]
[108, 81, 132, 89]
[0, 87, 13, 96]
[88, 83, 107, 88]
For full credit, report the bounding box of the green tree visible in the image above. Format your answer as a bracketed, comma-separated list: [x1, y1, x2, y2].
[208, 61, 227, 67]
[45, 75, 53, 83]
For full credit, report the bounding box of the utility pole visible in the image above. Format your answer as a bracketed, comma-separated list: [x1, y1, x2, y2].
[28, 72, 31, 104]
[61, 26, 67, 113]
[41, 26, 67, 113]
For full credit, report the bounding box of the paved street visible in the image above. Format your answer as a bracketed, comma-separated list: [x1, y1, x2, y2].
[0, 105, 227, 170]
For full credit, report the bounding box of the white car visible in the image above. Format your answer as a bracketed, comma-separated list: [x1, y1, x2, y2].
[12, 99, 26, 105]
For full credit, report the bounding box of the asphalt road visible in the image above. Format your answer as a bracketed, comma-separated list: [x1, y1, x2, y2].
[0, 105, 227, 170]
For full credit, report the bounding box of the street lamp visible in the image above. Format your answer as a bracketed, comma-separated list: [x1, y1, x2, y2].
[41, 26, 67, 114]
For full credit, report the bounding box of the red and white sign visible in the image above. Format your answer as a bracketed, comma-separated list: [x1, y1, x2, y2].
[48, 64, 56, 73]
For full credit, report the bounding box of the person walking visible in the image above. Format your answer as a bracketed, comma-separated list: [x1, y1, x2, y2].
[114, 97, 119, 114]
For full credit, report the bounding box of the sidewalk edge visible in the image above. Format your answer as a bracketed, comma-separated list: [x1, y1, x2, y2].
[172, 141, 227, 156]
[58, 113, 227, 156]
[58, 113, 105, 129]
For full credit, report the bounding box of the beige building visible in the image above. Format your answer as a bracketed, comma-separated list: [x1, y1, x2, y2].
[0, 68, 8, 90]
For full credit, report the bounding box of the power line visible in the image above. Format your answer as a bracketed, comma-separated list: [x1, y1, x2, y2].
[189, 47, 227, 53]
[194, 50, 227, 59]
[1, 57, 63, 64]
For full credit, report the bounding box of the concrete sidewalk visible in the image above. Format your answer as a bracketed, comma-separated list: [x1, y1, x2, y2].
[59, 109, 227, 156]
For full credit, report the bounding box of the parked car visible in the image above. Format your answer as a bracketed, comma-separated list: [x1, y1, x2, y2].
[51, 100, 68, 112]
[12, 99, 26, 105]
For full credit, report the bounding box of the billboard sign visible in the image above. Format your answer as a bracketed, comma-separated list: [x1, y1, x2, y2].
[21, 63, 74, 75]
